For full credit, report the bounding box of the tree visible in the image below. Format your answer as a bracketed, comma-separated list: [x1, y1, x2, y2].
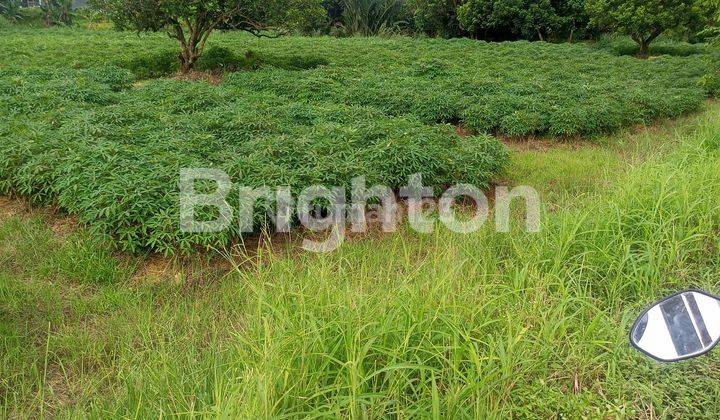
[554, 0, 589, 42]
[409, 0, 464, 38]
[456, 0, 588, 41]
[42, 0, 74, 26]
[586, 0, 712, 58]
[93, 0, 326, 73]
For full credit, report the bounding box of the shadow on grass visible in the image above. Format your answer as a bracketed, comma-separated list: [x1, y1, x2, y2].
[116, 47, 330, 80]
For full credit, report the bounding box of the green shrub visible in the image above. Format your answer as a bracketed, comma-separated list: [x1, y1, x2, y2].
[115, 49, 179, 78]
[0, 0, 21, 21]
[196, 46, 240, 72]
[39, 0, 74, 26]
[458, 0, 590, 41]
[701, 52, 720, 96]
[409, 0, 463, 38]
[18, 6, 44, 24]
[263, 53, 329, 70]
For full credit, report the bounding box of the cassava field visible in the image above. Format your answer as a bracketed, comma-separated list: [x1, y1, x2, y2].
[2, 25, 720, 418]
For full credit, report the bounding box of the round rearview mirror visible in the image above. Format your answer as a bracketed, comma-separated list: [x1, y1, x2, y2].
[631, 290, 720, 362]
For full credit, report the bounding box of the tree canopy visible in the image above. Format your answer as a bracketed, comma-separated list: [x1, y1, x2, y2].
[94, 0, 325, 71]
[455, 0, 589, 42]
[587, 0, 714, 57]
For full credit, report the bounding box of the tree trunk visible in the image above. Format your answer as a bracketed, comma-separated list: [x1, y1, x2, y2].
[636, 29, 663, 59]
[179, 44, 201, 74]
[172, 18, 214, 74]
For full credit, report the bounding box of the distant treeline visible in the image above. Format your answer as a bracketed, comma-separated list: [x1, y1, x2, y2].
[2, 0, 718, 61]
[321, 0, 715, 43]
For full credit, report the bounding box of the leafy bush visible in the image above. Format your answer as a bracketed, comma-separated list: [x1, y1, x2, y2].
[408, 0, 463, 38]
[586, 0, 714, 58]
[115, 49, 179, 78]
[263, 53, 329, 70]
[701, 52, 720, 96]
[197, 47, 265, 72]
[223, 38, 709, 136]
[40, 0, 74, 26]
[74, 5, 113, 29]
[195, 46, 241, 72]
[17, 6, 45, 26]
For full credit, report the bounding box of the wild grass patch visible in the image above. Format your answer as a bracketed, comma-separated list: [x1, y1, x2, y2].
[2, 107, 720, 418]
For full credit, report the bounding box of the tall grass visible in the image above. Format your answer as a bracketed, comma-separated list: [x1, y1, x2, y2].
[2, 107, 720, 418]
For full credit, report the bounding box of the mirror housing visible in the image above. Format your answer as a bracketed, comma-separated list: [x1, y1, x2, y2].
[631, 290, 720, 362]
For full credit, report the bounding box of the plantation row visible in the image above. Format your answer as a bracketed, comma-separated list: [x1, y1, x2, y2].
[0, 66, 507, 254]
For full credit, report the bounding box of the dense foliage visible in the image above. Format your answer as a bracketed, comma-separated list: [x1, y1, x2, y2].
[3, 22, 720, 417]
[227, 46, 707, 136]
[338, 0, 409, 36]
[3, 101, 720, 418]
[9, 0, 720, 44]
[594, 34, 710, 57]
[0, 63, 507, 254]
[587, 0, 714, 57]
[408, 0, 463, 37]
[0, 0, 21, 21]
[40, 0, 74, 26]
[1, 28, 712, 136]
[457, 0, 589, 41]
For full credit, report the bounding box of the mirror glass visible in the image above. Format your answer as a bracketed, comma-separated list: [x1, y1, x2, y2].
[631, 291, 720, 362]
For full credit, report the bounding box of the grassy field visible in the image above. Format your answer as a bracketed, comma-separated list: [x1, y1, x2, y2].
[2, 103, 720, 418]
[2, 24, 720, 417]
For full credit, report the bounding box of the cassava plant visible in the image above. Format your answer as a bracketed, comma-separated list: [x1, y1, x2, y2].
[92, 0, 325, 73]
